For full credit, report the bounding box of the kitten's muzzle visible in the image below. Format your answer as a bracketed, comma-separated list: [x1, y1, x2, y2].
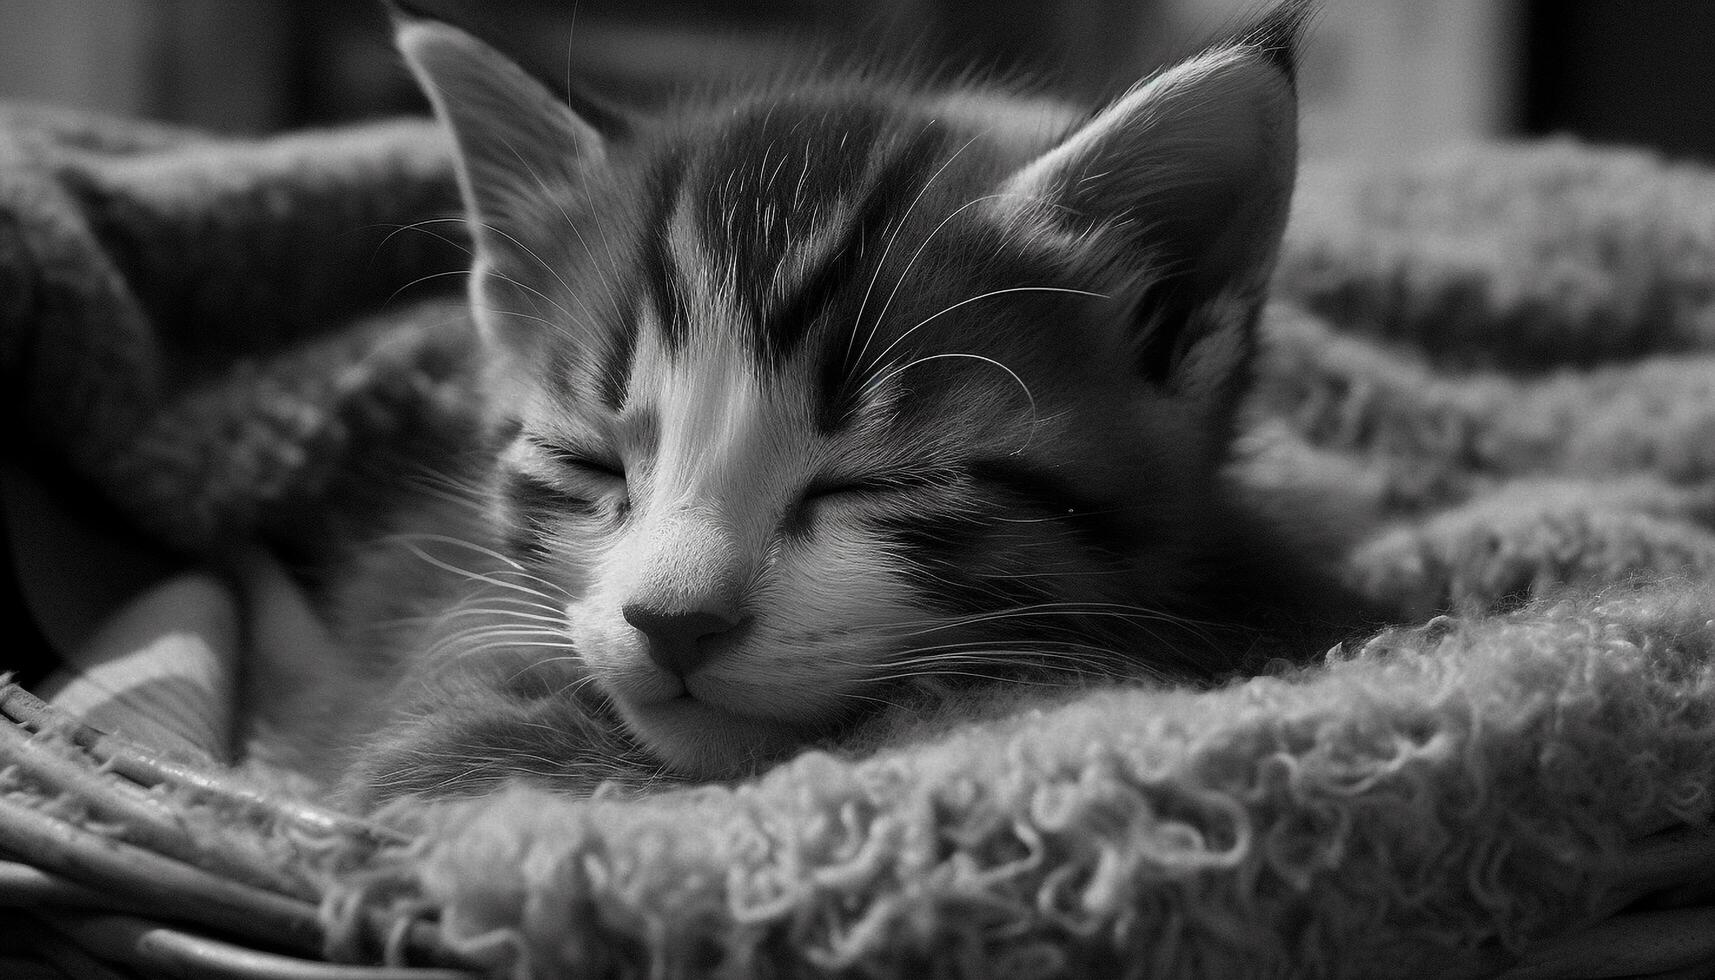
[622, 600, 743, 678]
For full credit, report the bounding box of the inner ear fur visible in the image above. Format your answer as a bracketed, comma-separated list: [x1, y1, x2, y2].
[999, 5, 1303, 418]
[394, 10, 614, 364]
[394, 14, 609, 253]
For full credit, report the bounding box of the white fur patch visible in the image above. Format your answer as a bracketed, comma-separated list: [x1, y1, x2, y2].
[565, 323, 928, 777]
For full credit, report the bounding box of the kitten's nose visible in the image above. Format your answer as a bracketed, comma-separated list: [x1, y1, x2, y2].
[622, 600, 741, 677]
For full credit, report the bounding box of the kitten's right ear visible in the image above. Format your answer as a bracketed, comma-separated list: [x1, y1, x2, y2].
[393, 9, 607, 248]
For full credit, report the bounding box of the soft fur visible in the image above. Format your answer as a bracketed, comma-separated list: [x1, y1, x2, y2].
[5, 102, 1715, 976]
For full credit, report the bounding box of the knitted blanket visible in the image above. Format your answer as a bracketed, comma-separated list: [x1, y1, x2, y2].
[5, 106, 1715, 978]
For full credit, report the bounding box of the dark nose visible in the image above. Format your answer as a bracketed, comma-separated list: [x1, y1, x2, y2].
[622, 600, 741, 677]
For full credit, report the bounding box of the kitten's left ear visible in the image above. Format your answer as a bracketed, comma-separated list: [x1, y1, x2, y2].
[1001, 3, 1305, 416]
[393, 9, 608, 250]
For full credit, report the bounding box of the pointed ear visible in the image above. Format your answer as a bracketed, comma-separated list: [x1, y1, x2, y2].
[1001, 5, 1303, 410]
[393, 14, 607, 252]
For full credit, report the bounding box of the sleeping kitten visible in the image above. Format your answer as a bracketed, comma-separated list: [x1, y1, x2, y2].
[325, 2, 1363, 805]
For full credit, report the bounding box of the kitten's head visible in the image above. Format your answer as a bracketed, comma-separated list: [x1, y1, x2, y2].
[396, 6, 1303, 778]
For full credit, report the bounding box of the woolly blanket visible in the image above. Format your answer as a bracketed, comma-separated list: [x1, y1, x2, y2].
[5, 105, 1715, 978]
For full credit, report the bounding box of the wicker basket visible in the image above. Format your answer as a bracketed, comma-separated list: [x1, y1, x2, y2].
[0, 683, 474, 980]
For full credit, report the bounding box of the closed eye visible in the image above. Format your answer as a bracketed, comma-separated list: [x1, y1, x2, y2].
[787, 477, 875, 536]
[557, 453, 625, 482]
[525, 435, 626, 483]
[803, 476, 891, 503]
[789, 469, 955, 536]
[803, 469, 951, 503]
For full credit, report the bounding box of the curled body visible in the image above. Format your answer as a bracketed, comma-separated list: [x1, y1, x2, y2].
[308, 2, 1372, 807]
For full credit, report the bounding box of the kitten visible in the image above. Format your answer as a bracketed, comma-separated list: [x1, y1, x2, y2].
[327, 2, 1363, 806]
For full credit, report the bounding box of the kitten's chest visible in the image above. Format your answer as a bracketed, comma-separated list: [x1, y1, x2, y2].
[245, 486, 531, 785]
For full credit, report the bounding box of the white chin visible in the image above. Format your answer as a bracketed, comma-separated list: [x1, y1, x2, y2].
[619, 696, 812, 779]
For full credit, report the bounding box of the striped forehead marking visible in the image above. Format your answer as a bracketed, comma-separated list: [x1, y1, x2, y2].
[612, 105, 969, 439]
[625, 321, 818, 538]
[639, 156, 692, 354]
[690, 108, 949, 362]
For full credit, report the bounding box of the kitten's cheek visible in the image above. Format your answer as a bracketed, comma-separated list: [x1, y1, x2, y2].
[567, 605, 680, 702]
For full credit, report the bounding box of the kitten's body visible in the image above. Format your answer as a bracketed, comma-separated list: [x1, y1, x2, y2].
[276, 3, 1375, 806]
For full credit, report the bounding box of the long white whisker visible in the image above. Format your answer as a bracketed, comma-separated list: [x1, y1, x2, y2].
[373, 217, 473, 256]
[447, 639, 576, 656]
[499, 137, 625, 320]
[864, 192, 1009, 353]
[480, 304, 573, 334]
[872, 600, 1228, 637]
[386, 268, 469, 306]
[432, 626, 570, 649]
[435, 606, 567, 626]
[387, 534, 576, 600]
[865, 285, 1109, 378]
[399, 466, 492, 516]
[847, 132, 985, 370]
[479, 265, 592, 342]
[866, 352, 1038, 422]
[394, 540, 566, 604]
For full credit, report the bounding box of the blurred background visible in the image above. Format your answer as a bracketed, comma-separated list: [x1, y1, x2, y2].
[0, 0, 1710, 163]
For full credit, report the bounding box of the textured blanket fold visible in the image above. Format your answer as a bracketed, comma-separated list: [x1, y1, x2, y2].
[5, 107, 1715, 978]
[0, 105, 470, 550]
[368, 585, 1715, 979]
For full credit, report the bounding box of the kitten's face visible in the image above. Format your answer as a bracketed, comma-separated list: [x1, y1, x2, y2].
[399, 12, 1301, 777]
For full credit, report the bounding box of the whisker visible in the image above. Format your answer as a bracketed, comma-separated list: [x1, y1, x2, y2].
[388, 532, 571, 595]
[847, 132, 986, 371]
[865, 284, 1109, 380]
[874, 667, 1072, 688]
[433, 605, 567, 626]
[445, 640, 576, 656]
[398, 465, 492, 515]
[865, 351, 1039, 426]
[375, 591, 565, 632]
[864, 192, 1010, 354]
[431, 624, 569, 645]
[371, 216, 473, 256]
[392, 539, 568, 604]
[498, 136, 625, 319]
[424, 627, 572, 657]
[479, 304, 574, 335]
[463, 161, 579, 299]
[385, 268, 469, 306]
[479, 264, 590, 338]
